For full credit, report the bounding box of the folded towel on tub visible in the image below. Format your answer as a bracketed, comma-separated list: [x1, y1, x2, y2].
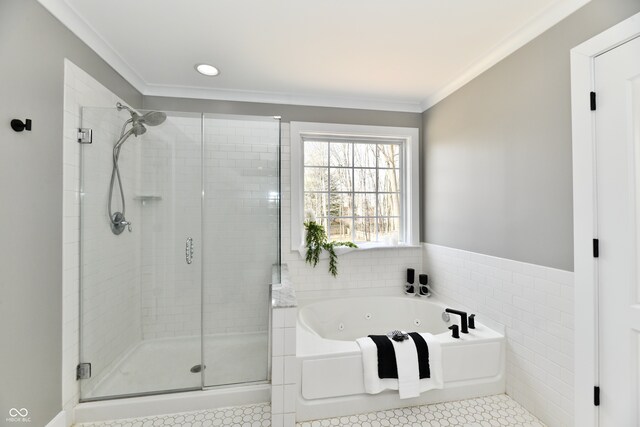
[356, 332, 443, 399]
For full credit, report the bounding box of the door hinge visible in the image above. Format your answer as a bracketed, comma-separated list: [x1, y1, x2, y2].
[594, 386, 600, 406]
[593, 239, 599, 258]
[590, 91, 597, 111]
[77, 128, 93, 144]
[76, 363, 91, 380]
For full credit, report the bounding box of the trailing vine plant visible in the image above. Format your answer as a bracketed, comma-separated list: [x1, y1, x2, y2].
[304, 216, 357, 277]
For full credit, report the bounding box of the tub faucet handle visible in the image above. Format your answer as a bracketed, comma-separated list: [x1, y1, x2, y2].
[469, 314, 476, 329]
[449, 324, 460, 339]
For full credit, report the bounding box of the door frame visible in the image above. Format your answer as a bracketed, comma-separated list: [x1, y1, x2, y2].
[570, 11, 640, 427]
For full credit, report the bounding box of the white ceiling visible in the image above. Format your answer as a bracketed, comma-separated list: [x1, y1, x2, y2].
[40, 0, 590, 112]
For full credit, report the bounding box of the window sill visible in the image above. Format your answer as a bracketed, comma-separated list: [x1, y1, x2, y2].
[296, 242, 421, 259]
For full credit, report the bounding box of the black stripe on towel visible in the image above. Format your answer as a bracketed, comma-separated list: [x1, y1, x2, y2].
[368, 333, 431, 379]
[368, 335, 398, 379]
[408, 332, 431, 379]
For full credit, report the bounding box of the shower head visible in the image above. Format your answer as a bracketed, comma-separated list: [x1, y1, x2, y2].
[140, 111, 166, 126]
[113, 102, 166, 153]
[116, 102, 167, 128]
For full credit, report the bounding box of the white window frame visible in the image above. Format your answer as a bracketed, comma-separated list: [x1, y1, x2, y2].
[290, 121, 419, 251]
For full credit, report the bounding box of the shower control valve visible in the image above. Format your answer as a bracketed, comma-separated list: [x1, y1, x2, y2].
[110, 212, 131, 235]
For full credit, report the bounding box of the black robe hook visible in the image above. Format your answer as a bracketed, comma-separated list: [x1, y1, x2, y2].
[11, 119, 32, 132]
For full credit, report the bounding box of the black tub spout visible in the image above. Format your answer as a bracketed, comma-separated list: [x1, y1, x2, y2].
[445, 308, 469, 333]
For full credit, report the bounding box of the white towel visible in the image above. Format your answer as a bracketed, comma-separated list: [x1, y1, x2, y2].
[356, 333, 443, 398]
[392, 335, 420, 398]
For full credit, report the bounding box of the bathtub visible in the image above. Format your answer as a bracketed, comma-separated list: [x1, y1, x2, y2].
[295, 296, 505, 421]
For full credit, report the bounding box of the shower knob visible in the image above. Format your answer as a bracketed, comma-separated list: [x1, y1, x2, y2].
[110, 212, 131, 235]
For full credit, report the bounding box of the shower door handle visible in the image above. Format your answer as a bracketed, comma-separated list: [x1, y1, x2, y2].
[185, 237, 194, 264]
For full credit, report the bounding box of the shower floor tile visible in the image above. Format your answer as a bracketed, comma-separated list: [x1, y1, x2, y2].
[74, 394, 545, 427]
[84, 333, 269, 399]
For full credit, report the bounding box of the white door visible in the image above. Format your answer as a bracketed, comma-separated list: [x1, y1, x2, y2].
[595, 35, 640, 427]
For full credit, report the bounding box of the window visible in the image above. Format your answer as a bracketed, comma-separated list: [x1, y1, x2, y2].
[303, 139, 402, 244]
[291, 122, 419, 250]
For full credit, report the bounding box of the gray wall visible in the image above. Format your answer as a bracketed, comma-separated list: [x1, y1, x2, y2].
[422, 0, 640, 271]
[0, 1, 141, 425]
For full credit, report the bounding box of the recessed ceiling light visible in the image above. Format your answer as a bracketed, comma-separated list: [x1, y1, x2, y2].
[195, 64, 219, 76]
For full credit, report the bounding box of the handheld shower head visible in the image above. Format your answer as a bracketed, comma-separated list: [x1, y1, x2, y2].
[132, 122, 147, 136]
[109, 103, 166, 236]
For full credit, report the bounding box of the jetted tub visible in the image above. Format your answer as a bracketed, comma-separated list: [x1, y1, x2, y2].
[295, 296, 505, 421]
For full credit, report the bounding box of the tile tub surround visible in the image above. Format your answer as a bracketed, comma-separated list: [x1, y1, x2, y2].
[72, 394, 545, 426]
[422, 243, 573, 427]
[271, 273, 297, 427]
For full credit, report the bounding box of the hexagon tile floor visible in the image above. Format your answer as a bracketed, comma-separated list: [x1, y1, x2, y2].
[74, 394, 546, 427]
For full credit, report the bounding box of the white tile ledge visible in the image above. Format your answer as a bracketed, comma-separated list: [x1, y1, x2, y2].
[272, 264, 296, 308]
[296, 242, 420, 259]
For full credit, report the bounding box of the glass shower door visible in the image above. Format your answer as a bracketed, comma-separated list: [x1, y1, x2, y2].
[201, 115, 280, 387]
[79, 107, 203, 400]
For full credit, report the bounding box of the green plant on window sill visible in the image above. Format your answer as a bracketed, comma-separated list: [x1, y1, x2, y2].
[304, 220, 357, 277]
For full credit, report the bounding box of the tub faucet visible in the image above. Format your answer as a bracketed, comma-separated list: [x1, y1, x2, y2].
[445, 308, 469, 334]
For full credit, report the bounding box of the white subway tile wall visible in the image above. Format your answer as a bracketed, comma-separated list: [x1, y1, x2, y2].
[202, 118, 279, 336]
[271, 307, 297, 427]
[280, 123, 423, 299]
[62, 60, 140, 413]
[422, 243, 574, 427]
[138, 114, 203, 340]
[139, 117, 279, 339]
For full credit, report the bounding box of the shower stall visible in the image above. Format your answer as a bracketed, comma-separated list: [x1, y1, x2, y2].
[78, 105, 280, 400]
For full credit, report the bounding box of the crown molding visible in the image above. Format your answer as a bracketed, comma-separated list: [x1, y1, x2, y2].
[40, 0, 591, 114]
[39, 0, 148, 92]
[143, 84, 424, 113]
[420, 0, 591, 111]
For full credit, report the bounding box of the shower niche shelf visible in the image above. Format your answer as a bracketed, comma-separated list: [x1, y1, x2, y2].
[134, 195, 162, 205]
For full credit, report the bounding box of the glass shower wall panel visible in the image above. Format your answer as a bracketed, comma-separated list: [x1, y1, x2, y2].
[79, 107, 202, 400]
[79, 106, 143, 400]
[138, 112, 202, 344]
[202, 115, 280, 387]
